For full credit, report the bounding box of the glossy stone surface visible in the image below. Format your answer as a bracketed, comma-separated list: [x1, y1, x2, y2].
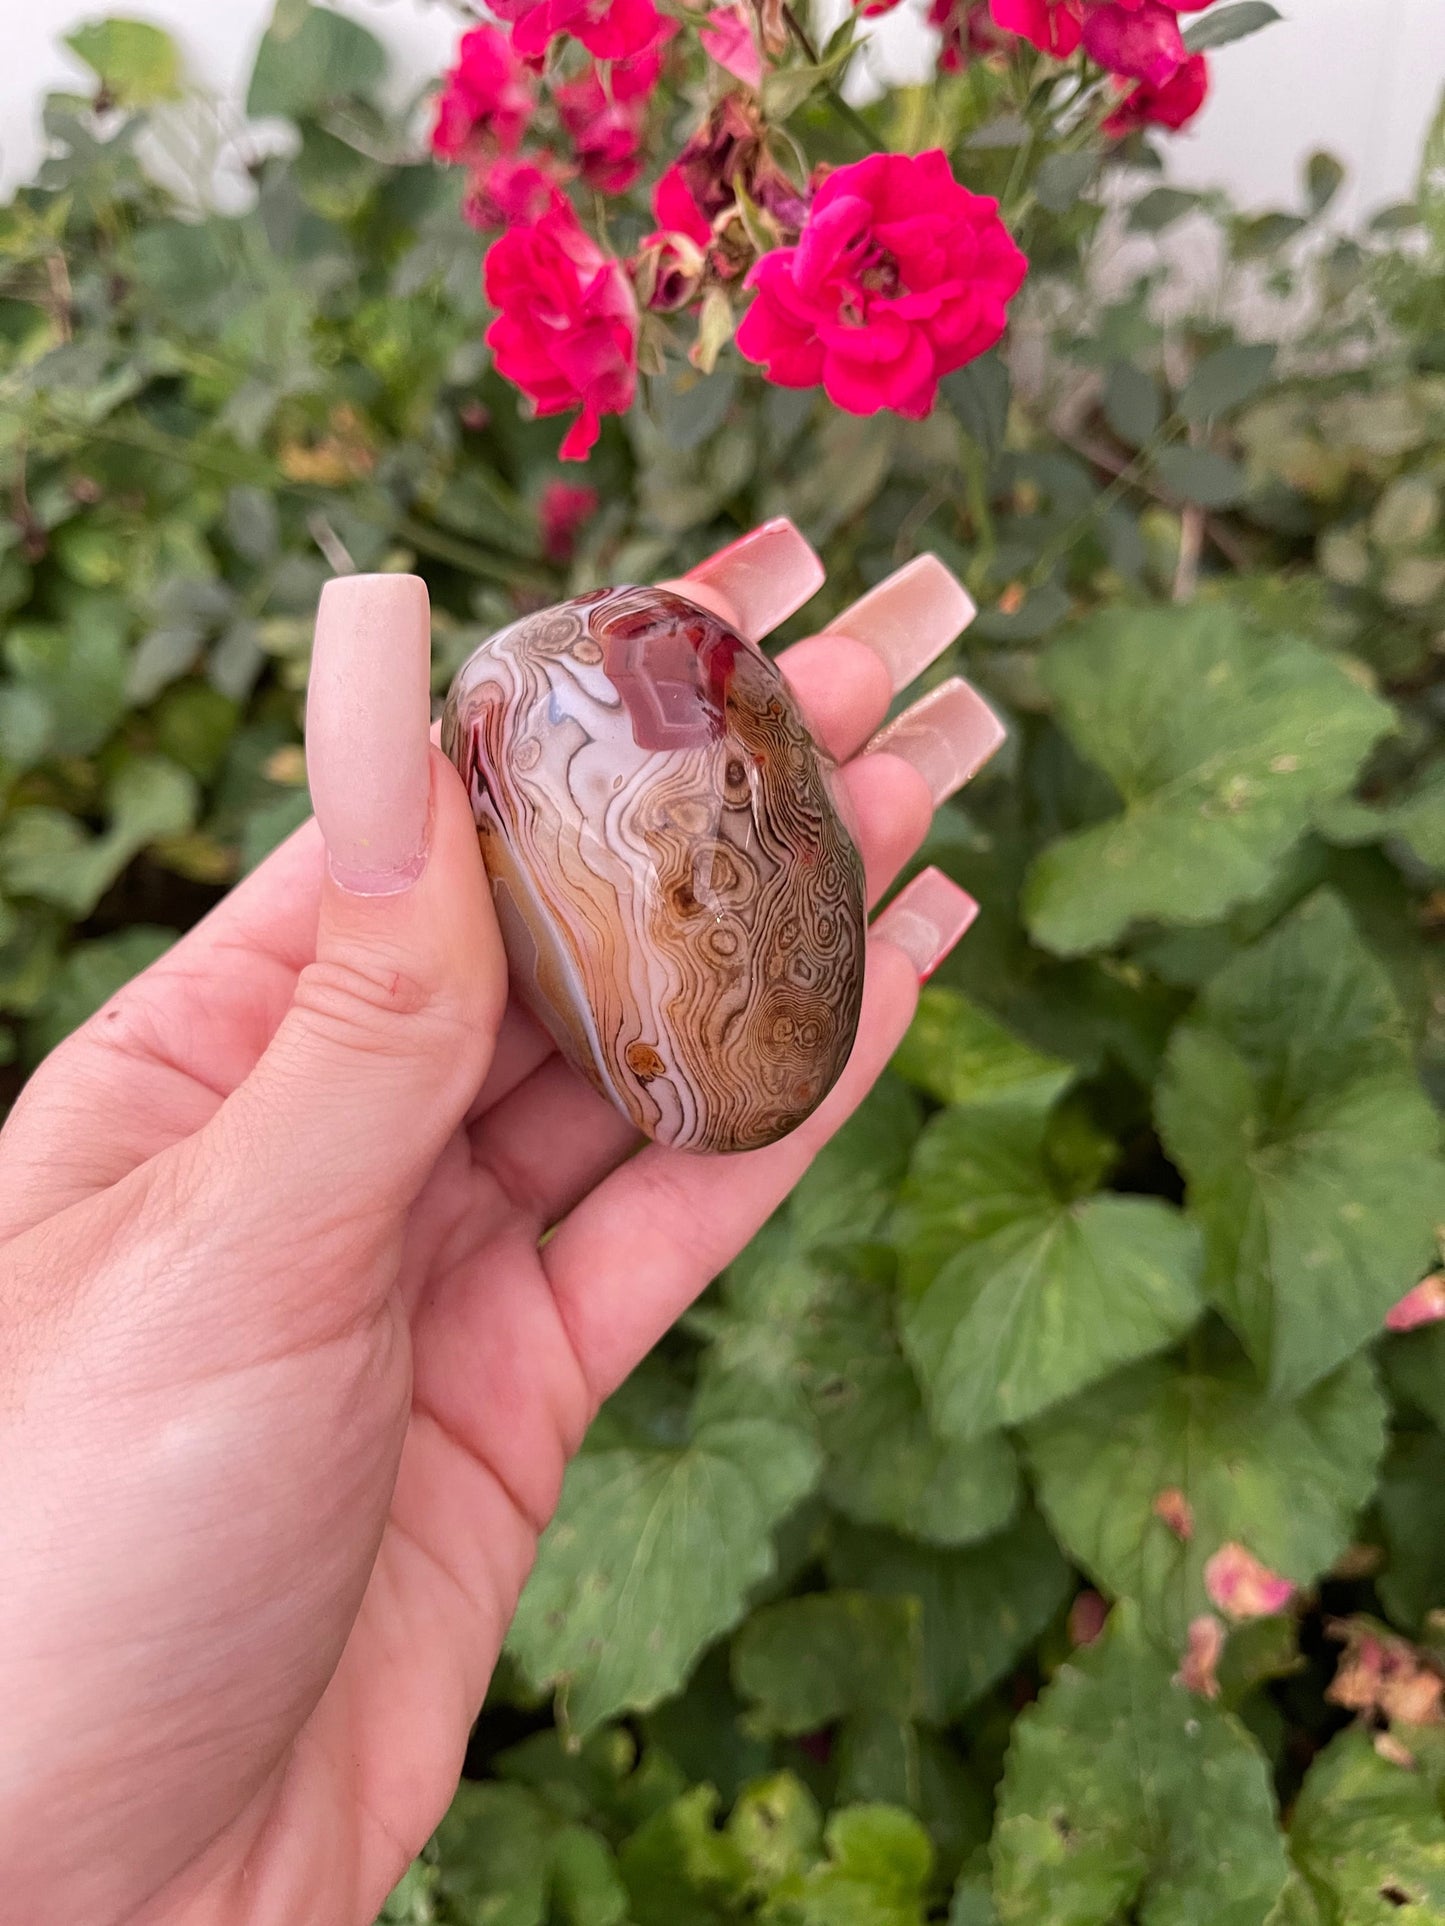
[442, 587, 867, 1152]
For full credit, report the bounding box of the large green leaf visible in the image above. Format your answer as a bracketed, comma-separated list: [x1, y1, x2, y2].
[65, 18, 182, 105]
[1027, 1352, 1386, 1648]
[429, 1781, 628, 1926]
[1023, 608, 1394, 955]
[896, 1103, 1202, 1439]
[891, 988, 1073, 1113]
[1156, 892, 1445, 1396]
[508, 1416, 820, 1737]
[827, 1514, 1072, 1723]
[993, 1602, 1291, 1926]
[0, 756, 198, 918]
[1290, 1727, 1445, 1925]
[246, 0, 386, 118]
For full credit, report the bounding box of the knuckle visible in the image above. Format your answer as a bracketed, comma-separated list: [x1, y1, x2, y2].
[292, 954, 443, 1054]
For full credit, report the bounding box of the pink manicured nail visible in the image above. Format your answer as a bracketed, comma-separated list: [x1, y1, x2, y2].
[681, 517, 824, 640]
[306, 573, 433, 895]
[867, 677, 1006, 806]
[826, 554, 975, 692]
[872, 867, 979, 979]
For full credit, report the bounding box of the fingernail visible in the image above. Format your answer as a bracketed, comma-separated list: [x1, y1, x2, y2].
[866, 677, 1006, 807]
[682, 518, 824, 641]
[306, 574, 433, 896]
[872, 867, 979, 980]
[826, 554, 975, 692]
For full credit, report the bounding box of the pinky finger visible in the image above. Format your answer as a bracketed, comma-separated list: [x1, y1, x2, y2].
[540, 868, 978, 1405]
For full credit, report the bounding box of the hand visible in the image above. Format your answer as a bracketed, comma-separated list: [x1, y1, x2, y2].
[0, 523, 1000, 1926]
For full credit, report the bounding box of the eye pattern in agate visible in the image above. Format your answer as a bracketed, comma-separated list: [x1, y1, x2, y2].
[441, 587, 867, 1153]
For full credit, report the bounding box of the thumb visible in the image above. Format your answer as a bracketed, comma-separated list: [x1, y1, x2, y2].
[194, 574, 506, 1250]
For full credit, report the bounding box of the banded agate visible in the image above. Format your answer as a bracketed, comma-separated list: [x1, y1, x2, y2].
[441, 587, 866, 1153]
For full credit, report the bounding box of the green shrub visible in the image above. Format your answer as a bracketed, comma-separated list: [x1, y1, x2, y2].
[5, 8, 1445, 1921]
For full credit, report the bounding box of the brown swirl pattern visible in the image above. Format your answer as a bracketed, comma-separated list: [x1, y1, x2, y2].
[441, 587, 866, 1152]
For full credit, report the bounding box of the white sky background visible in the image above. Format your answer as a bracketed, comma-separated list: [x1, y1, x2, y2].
[0, 0, 1442, 223]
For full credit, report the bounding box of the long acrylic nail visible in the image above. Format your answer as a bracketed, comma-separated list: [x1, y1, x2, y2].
[306, 573, 433, 895]
[826, 554, 975, 692]
[867, 676, 1006, 807]
[680, 517, 824, 641]
[872, 867, 979, 979]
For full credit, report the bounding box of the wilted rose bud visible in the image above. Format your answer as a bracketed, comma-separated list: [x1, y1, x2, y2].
[631, 229, 708, 312]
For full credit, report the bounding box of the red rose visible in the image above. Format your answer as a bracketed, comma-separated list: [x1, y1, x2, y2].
[484, 207, 639, 460]
[735, 149, 1026, 419]
[491, 0, 668, 61]
[463, 154, 572, 231]
[652, 99, 810, 267]
[990, 0, 1214, 84]
[1103, 50, 1209, 134]
[653, 162, 714, 247]
[555, 31, 673, 193]
[431, 26, 535, 162]
[539, 480, 601, 561]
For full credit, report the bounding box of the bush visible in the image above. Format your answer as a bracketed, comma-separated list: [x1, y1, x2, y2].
[5, 4, 1445, 1920]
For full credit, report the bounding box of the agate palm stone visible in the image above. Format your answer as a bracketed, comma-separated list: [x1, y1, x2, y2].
[441, 587, 866, 1153]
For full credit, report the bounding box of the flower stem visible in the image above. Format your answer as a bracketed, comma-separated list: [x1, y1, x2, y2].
[780, 4, 883, 155]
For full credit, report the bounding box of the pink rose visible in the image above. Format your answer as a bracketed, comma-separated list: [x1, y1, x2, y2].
[1103, 49, 1208, 132]
[431, 26, 535, 163]
[539, 479, 600, 560]
[463, 154, 572, 232]
[736, 148, 1027, 419]
[492, 0, 668, 61]
[556, 31, 673, 193]
[1203, 1543, 1296, 1622]
[484, 207, 639, 460]
[653, 162, 714, 247]
[990, 0, 1213, 84]
[700, 5, 765, 86]
[1385, 1273, 1445, 1332]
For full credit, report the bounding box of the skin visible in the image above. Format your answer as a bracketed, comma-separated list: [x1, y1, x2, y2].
[0, 530, 980, 1926]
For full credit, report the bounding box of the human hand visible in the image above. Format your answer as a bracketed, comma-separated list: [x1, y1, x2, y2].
[0, 523, 1001, 1926]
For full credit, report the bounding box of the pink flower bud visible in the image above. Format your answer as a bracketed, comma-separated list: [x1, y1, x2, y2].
[1385, 1274, 1445, 1333]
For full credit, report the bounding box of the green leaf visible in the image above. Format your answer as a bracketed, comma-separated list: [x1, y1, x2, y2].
[1183, 2, 1282, 53]
[246, 1, 386, 118]
[1376, 1430, 1445, 1634]
[801, 1270, 1022, 1548]
[891, 988, 1073, 1113]
[1317, 768, 1445, 873]
[790, 1073, 923, 1254]
[1155, 445, 1250, 506]
[0, 756, 198, 918]
[430, 1781, 627, 1926]
[508, 1416, 819, 1737]
[1103, 364, 1164, 448]
[762, 1805, 933, 1926]
[65, 18, 182, 105]
[896, 1103, 1202, 1440]
[1156, 892, 1445, 1396]
[1305, 152, 1346, 217]
[733, 1592, 922, 1733]
[1023, 608, 1395, 955]
[729, 1773, 825, 1890]
[1381, 1322, 1445, 1431]
[1027, 1351, 1387, 1648]
[940, 352, 1010, 459]
[993, 1602, 1291, 1926]
[1290, 1727, 1445, 1925]
[827, 1514, 1072, 1723]
[1128, 187, 1201, 233]
[618, 1785, 753, 1926]
[1180, 345, 1278, 421]
[1034, 152, 1096, 215]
